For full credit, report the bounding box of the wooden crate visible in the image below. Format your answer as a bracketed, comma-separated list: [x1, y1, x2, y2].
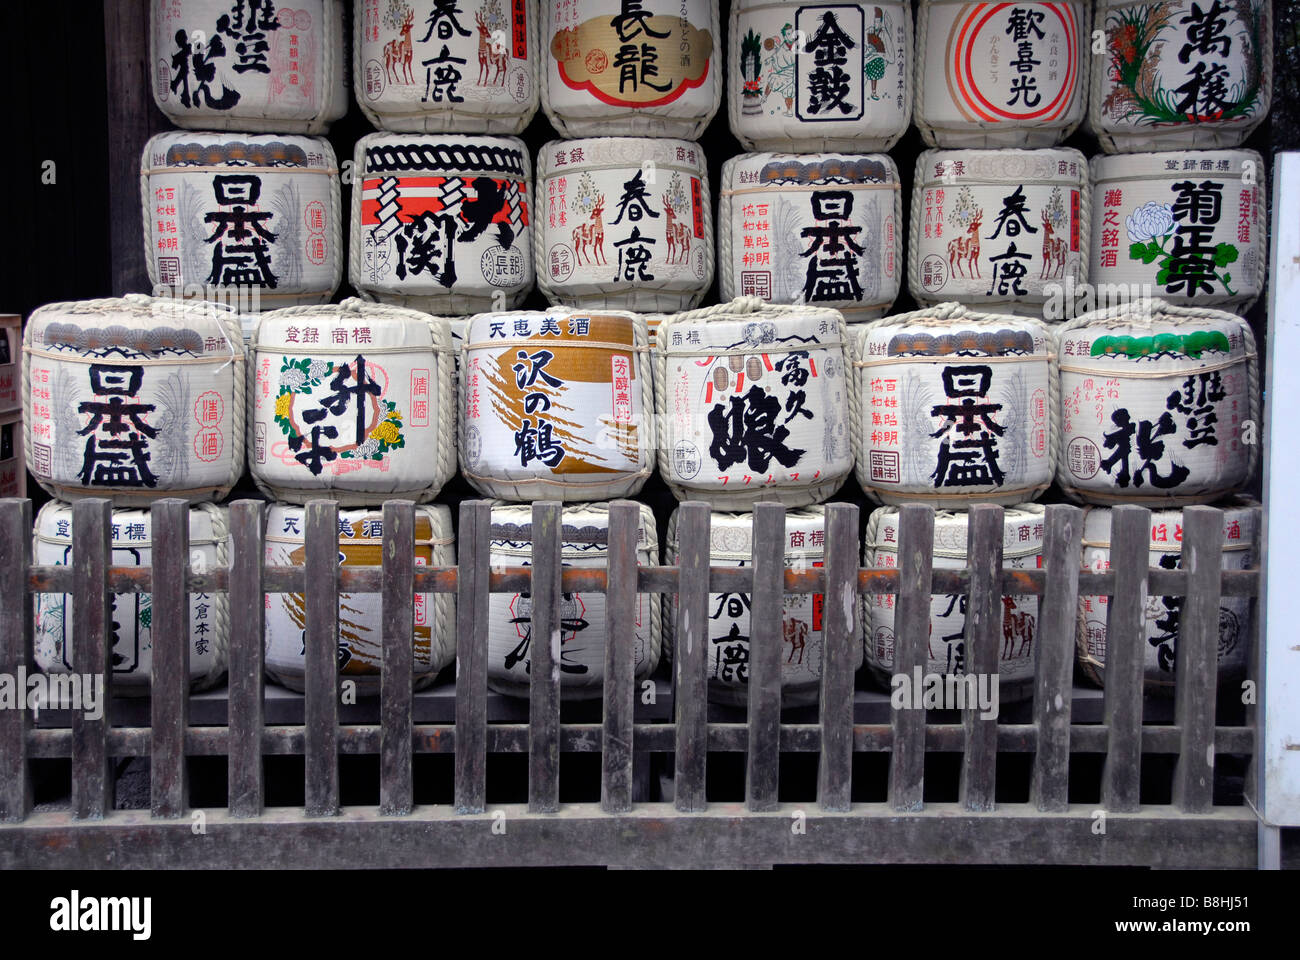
[0, 315, 19, 415]
[0, 411, 23, 499]
[0, 498, 1262, 868]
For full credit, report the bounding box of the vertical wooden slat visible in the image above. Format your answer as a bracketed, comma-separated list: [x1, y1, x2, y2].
[304, 500, 339, 817]
[889, 504, 933, 812]
[380, 500, 415, 816]
[72, 498, 112, 820]
[1102, 504, 1150, 813]
[0, 499, 33, 822]
[227, 500, 265, 818]
[150, 499, 189, 818]
[673, 502, 710, 812]
[817, 502, 858, 812]
[1031, 504, 1083, 812]
[601, 500, 639, 813]
[455, 500, 491, 814]
[959, 504, 1003, 812]
[1173, 505, 1223, 813]
[746, 502, 785, 812]
[528, 501, 562, 813]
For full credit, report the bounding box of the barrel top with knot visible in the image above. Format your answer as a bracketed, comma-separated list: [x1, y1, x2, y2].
[1054, 299, 1259, 506]
[248, 298, 456, 506]
[655, 298, 856, 508]
[149, 0, 348, 134]
[24, 295, 245, 505]
[540, 0, 721, 140]
[459, 310, 653, 502]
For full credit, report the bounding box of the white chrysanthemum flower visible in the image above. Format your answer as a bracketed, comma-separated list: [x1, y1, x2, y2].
[1126, 202, 1176, 243]
[279, 368, 307, 390]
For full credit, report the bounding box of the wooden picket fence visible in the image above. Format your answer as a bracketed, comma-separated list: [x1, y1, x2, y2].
[0, 496, 1262, 868]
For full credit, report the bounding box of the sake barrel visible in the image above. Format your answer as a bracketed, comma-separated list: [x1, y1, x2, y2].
[718, 153, 902, 321]
[33, 500, 229, 694]
[24, 295, 246, 505]
[485, 501, 661, 699]
[910, 148, 1090, 313]
[1089, 150, 1266, 312]
[249, 299, 456, 505]
[540, 0, 721, 139]
[728, 0, 912, 152]
[853, 305, 1057, 507]
[1077, 500, 1257, 690]
[1055, 299, 1258, 505]
[655, 299, 855, 508]
[150, 0, 348, 133]
[536, 137, 713, 311]
[459, 308, 654, 501]
[353, 0, 539, 133]
[665, 505, 864, 707]
[141, 132, 342, 309]
[864, 504, 1044, 703]
[914, 0, 1089, 148]
[264, 502, 455, 693]
[350, 134, 534, 315]
[1089, 0, 1272, 153]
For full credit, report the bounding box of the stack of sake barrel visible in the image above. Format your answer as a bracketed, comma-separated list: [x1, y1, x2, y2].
[459, 1, 716, 699]
[1067, 0, 1267, 692]
[18, 0, 1272, 709]
[881, 0, 1268, 696]
[22, 293, 246, 693]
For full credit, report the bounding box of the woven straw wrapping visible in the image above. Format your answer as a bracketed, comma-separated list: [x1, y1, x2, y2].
[352, 0, 539, 134]
[1073, 499, 1259, 691]
[539, 0, 722, 139]
[262, 502, 455, 694]
[726, 0, 913, 152]
[248, 298, 456, 505]
[1054, 298, 1259, 506]
[655, 297, 858, 508]
[663, 503, 864, 705]
[863, 502, 1045, 702]
[139, 132, 343, 309]
[23, 294, 246, 505]
[149, 0, 348, 133]
[535, 137, 714, 312]
[908, 147, 1091, 313]
[1088, 149, 1267, 313]
[483, 500, 662, 700]
[852, 302, 1060, 507]
[717, 152, 903, 321]
[32, 499, 231, 693]
[349, 133, 534, 315]
[458, 307, 655, 501]
[1087, 0, 1272, 154]
[913, 0, 1090, 148]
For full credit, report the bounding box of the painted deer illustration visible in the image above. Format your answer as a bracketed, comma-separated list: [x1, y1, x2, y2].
[946, 210, 983, 279]
[384, 9, 415, 85]
[783, 618, 808, 665]
[1001, 596, 1035, 659]
[663, 194, 691, 264]
[1040, 210, 1067, 279]
[572, 195, 607, 266]
[477, 12, 508, 86]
